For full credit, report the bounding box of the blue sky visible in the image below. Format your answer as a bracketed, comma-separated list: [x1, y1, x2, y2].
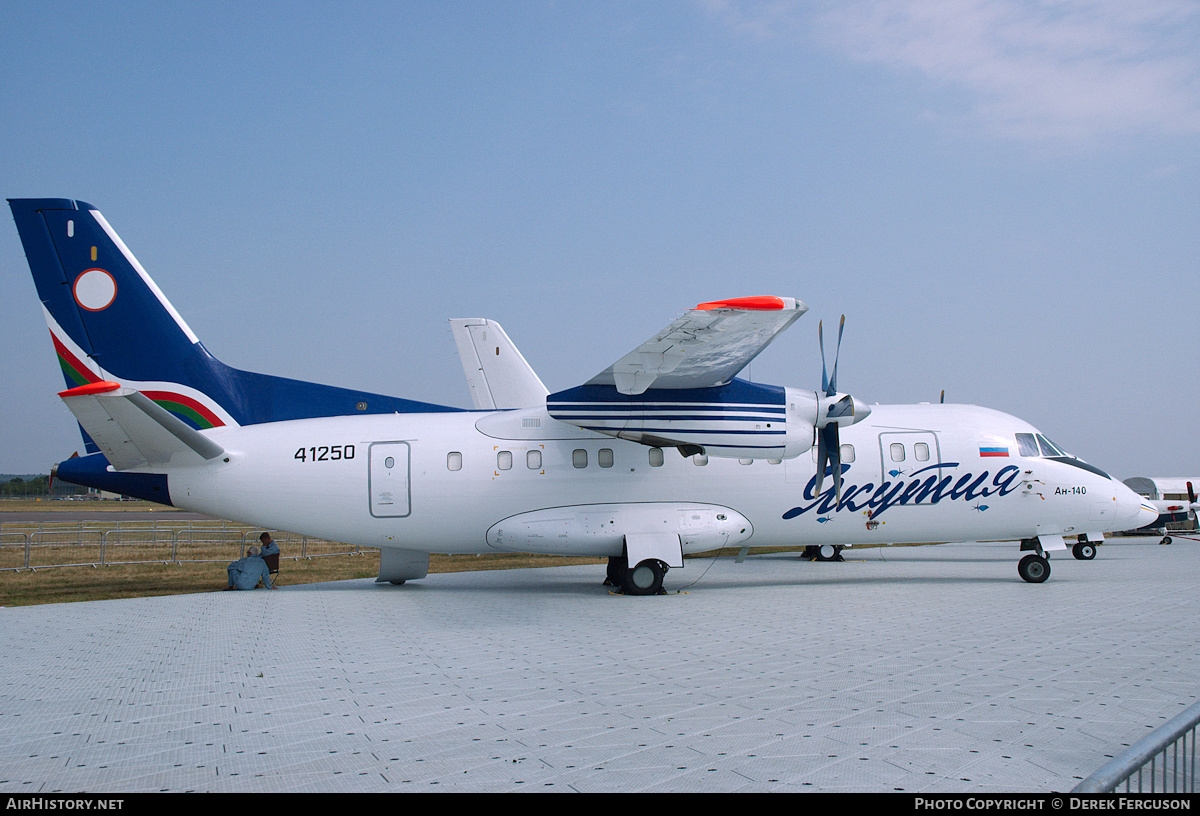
[2, 0, 1197, 480]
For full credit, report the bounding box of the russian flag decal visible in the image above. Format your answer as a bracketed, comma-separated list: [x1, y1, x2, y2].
[979, 446, 1010, 457]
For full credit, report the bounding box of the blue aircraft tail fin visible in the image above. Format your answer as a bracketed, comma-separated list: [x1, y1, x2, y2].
[9, 198, 459, 442]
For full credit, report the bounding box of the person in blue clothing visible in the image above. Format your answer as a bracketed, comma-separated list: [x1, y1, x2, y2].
[225, 545, 275, 590]
[257, 532, 281, 585]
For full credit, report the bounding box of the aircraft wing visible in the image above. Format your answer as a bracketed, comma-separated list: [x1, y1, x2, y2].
[58, 381, 225, 470]
[585, 296, 808, 395]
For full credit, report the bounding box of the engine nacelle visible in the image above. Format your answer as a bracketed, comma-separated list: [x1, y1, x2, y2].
[548, 380, 836, 460]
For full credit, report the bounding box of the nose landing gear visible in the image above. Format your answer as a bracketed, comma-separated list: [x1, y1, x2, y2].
[1018, 553, 1050, 583]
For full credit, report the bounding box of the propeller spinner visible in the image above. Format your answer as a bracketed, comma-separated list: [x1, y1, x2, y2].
[814, 316, 870, 503]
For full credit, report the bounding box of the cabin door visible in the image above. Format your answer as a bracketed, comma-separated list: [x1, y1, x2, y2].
[369, 441, 411, 518]
[878, 432, 943, 503]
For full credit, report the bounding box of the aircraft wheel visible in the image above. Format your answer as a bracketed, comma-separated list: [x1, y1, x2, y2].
[815, 544, 843, 562]
[1072, 542, 1096, 560]
[1161, 536, 1173, 545]
[622, 559, 666, 596]
[605, 555, 626, 587]
[1018, 554, 1050, 584]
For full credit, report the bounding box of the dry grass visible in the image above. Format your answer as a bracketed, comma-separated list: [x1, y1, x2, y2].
[0, 500, 614, 606]
[0, 499, 817, 607]
[0, 550, 618, 607]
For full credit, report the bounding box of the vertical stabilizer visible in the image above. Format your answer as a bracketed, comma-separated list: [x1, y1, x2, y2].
[10, 198, 241, 438]
[9, 198, 461, 444]
[450, 318, 549, 409]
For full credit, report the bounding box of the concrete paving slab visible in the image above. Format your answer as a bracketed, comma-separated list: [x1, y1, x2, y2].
[1, 536, 1198, 792]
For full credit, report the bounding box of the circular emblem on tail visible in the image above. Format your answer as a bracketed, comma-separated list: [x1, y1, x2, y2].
[73, 268, 117, 311]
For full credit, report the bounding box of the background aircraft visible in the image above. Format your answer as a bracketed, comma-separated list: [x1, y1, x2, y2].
[1122, 478, 1200, 543]
[9, 198, 1157, 593]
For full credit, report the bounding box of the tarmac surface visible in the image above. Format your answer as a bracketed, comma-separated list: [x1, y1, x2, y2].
[1, 535, 1197, 793]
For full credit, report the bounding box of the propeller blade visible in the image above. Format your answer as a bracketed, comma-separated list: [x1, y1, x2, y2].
[814, 423, 843, 504]
[828, 315, 845, 396]
[815, 315, 851, 502]
[819, 319, 829, 396]
[819, 316, 846, 397]
[815, 423, 827, 495]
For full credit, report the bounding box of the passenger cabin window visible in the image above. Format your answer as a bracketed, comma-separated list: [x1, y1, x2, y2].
[840, 444, 855, 463]
[598, 449, 614, 468]
[890, 442, 906, 462]
[447, 452, 462, 471]
[1016, 433, 1039, 457]
[649, 447, 664, 467]
[497, 451, 512, 470]
[693, 453, 708, 466]
[573, 449, 588, 469]
[527, 450, 542, 470]
[914, 442, 930, 462]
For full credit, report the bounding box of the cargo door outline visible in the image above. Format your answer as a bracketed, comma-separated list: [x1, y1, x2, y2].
[369, 441, 412, 518]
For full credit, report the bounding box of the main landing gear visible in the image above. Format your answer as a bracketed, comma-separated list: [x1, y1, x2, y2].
[605, 555, 668, 596]
[802, 544, 845, 562]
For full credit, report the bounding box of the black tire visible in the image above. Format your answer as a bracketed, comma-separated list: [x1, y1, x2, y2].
[605, 555, 627, 586]
[1072, 542, 1096, 560]
[1018, 553, 1050, 584]
[815, 544, 842, 562]
[621, 559, 666, 596]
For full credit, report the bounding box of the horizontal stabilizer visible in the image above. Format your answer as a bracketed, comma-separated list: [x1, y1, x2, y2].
[58, 381, 225, 470]
[450, 318, 549, 409]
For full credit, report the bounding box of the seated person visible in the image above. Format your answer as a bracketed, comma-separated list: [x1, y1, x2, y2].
[258, 532, 280, 577]
[225, 546, 275, 590]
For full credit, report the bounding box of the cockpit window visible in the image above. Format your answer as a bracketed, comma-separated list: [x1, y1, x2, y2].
[1036, 434, 1067, 457]
[1019, 432, 1109, 479]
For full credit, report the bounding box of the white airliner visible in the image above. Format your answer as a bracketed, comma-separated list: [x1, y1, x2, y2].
[8, 198, 1157, 594]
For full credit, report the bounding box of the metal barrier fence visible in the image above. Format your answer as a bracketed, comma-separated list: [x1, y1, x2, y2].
[0, 519, 369, 571]
[1073, 698, 1200, 793]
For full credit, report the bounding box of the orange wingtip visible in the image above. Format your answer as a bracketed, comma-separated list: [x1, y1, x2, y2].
[695, 296, 786, 311]
[59, 381, 122, 398]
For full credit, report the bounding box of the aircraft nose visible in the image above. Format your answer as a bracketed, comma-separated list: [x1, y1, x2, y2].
[1134, 501, 1159, 530]
[1115, 482, 1158, 530]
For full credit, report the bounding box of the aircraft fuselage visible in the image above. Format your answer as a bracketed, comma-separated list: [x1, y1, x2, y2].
[146, 401, 1145, 558]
